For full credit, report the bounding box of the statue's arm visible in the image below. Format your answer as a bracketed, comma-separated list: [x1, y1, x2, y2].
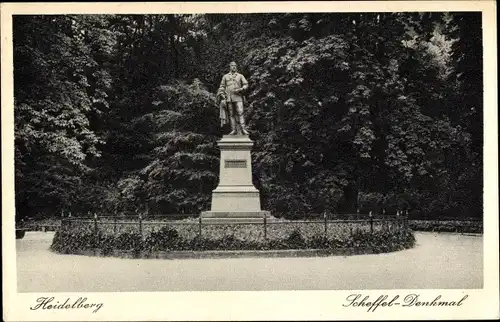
[240, 74, 248, 91]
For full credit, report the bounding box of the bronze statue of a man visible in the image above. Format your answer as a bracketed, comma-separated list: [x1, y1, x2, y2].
[217, 61, 249, 135]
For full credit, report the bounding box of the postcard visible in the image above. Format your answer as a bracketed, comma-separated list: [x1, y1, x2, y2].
[2, 1, 498, 321]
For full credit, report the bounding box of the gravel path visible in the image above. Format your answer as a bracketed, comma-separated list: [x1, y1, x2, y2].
[16, 231, 482, 292]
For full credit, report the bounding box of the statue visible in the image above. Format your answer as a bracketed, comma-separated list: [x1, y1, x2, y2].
[217, 61, 249, 135]
[202, 62, 271, 223]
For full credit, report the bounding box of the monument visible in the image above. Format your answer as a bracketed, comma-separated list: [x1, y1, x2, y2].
[201, 62, 270, 223]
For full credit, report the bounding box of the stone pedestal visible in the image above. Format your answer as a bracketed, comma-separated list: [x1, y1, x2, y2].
[201, 135, 270, 223]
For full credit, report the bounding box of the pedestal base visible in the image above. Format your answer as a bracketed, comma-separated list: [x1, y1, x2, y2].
[201, 135, 272, 223]
[210, 185, 261, 211]
[200, 211, 271, 224]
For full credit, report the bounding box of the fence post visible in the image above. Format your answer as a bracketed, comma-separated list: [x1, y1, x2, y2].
[113, 212, 117, 235]
[263, 213, 267, 239]
[139, 212, 143, 240]
[68, 212, 72, 230]
[382, 209, 386, 230]
[396, 210, 400, 229]
[198, 216, 202, 238]
[369, 211, 373, 233]
[324, 212, 328, 236]
[94, 213, 98, 255]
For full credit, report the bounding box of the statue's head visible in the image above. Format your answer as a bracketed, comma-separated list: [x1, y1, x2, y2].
[229, 61, 237, 73]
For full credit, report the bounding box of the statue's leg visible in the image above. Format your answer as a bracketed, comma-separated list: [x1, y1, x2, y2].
[228, 102, 237, 135]
[236, 102, 249, 135]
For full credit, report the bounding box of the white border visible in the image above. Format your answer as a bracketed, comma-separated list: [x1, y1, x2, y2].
[2, 2, 498, 321]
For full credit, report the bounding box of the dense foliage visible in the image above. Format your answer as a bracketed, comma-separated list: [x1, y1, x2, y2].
[50, 222, 415, 254]
[14, 13, 483, 221]
[408, 219, 483, 233]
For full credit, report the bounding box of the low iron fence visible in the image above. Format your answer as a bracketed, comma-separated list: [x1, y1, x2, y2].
[17, 212, 483, 236]
[58, 212, 409, 241]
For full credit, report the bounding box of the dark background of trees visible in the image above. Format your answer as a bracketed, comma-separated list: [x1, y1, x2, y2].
[13, 13, 483, 220]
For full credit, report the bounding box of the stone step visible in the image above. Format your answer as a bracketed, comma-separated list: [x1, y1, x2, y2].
[200, 217, 266, 224]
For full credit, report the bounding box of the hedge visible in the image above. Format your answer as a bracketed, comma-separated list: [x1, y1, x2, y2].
[51, 225, 415, 257]
[408, 220, 483, 234]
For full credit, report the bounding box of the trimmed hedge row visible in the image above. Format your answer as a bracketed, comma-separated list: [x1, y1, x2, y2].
[408, 220, 483, 234]
[51, 225, 415, 256]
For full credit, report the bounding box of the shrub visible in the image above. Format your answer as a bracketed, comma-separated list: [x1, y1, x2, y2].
[144, 226, 180, 251]
[114, 232, 143, 251]
[101, 237, 115, 256]
[307, 234, 331, 249]
[286, 229, 306, 249]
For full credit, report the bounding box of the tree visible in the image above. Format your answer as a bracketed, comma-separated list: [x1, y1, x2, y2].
[132, 81, 219, 214]
[14, 15, 115, 219]
[13, 13, 483, 220]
